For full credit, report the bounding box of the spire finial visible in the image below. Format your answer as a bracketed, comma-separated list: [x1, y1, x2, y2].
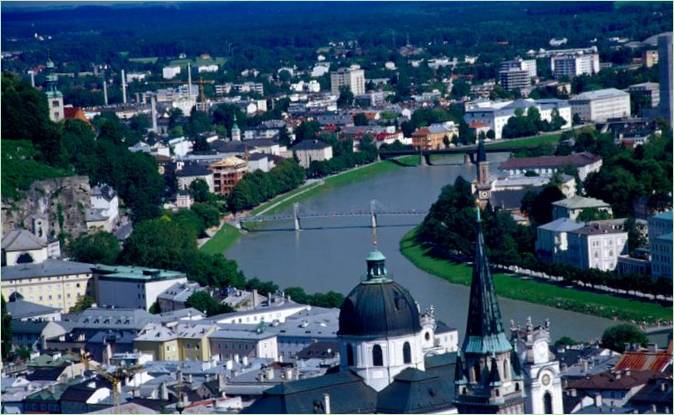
[475, 199, 482, 223]
[371, 227, 378, 248]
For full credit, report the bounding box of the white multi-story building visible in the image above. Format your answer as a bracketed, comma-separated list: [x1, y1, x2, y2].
[90, 184, 119, 225]
[500, 58, 537, 78]
[330, 65, 365, 96]
[537, 219, 628, 271]
[567, 222, 628, 271]
[162, 66, 181, 79]
[464, 98, 571, 139]
[499, 69, 532, 92]
[551, 51, 600, 78]
[93, 265, 188, 311]
[570, 88, 631, 122]
[290, 139, 333, 168]
[552, 195, 612, 221]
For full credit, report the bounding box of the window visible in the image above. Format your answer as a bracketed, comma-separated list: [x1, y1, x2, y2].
[403, 342, 412, 364]
[372, 345, 383, 366]
[425, 332, 431, 341]
[544, 391, 553, 414]
[346, 344, 354, 366]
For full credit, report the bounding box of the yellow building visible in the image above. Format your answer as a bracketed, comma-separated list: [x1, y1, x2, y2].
[133, 323, 180, 361]
[134, 322, 216, 362]
[2, 260, 94, 313]
[177, 324, 217, 361]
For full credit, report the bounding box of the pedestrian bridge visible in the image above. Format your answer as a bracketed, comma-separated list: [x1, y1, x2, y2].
[239, 200, 428, 231]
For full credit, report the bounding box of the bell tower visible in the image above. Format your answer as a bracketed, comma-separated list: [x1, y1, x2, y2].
[454, 206, 525, 413]
[45, 59, 64, 122]
[474, 139, 492, 209]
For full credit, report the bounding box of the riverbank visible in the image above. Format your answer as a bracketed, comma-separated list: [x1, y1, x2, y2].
[200, 156, 419, 253]
[400, 227, 672, 324]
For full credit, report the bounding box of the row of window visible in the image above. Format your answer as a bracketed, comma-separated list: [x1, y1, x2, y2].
[345, 342, 412, 367]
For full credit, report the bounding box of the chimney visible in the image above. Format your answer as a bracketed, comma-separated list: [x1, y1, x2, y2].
[121, 70, 127, 104]
[102, 74, 108, 106]
[160, 382, 169, 400]
[151, 95, 158, 133]
[323, 393, 331, 414]
[581, 359, 589, 373]
[218, 373, 226, 391]
[252, 290, 259, 308]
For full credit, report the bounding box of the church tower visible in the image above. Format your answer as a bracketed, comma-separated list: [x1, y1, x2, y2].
[454, 207, 525, 414]
[511, 318, 564, 414]
[231, 114, 241, 141]
[45, 59, 64, 122]
[474, 139, 492, 209]
[338, 247, 426, 392]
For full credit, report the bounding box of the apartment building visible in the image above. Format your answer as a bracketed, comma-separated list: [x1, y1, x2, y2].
[648, 210, 672, 278]
[500, 58, 537, 78]
[551, 52, 600, 78]
[499, 69, 532, 92]
[330, 65, 366, 96]
[208, 156, 248, 196]
[570, 88, 631, 122]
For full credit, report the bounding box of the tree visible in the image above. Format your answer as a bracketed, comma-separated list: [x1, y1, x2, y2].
[192, 203, 220, 229]
[601, 324, 647, 353]
[625, 217, 647, 256]
[337, 86, 354, 108]
[149, 302, 161, 314]
[119, 218, 197, 271]
[185, 291, 233, 317]
[353, 113, 369, 126]
[572, 113, 582, 126]
[68, 232, 120, 265]
[528, 185, 565, 226]
[294, 121, 321, 143]
[1, 296, 11, 361]
[189, 179, 211, 203]
[553, 336, 578, 349]
[486, 129, 495, 140]
[577, 208, 612, 222]
[70, 295, 95, 313]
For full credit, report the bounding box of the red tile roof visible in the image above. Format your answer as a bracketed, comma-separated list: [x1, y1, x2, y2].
[469, 121, 489, 129]
[615, 349, 672, 373]
[499, 152, 601, 170]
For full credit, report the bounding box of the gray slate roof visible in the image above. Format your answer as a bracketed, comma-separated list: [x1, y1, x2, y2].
[376, 368, 456, 413]
[2, 229, 45, 252]
[6, 299, 60, 320]
[2, 259, 93, 281]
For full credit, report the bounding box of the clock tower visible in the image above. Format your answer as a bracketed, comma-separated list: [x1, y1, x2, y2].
[474, 139, 492, 209]
[510, 318, 564, 414]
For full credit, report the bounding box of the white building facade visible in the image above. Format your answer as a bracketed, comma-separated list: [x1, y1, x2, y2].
[330, 65, 366, 96]
[570, 88, 631, 122]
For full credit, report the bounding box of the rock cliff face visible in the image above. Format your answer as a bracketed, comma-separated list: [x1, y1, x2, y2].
[2, 176, 91, 240]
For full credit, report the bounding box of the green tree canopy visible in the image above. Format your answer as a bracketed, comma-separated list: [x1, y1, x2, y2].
[67, 232, 120, 265]
[601, 324, 648, 353]
[185, 291, 233, 316]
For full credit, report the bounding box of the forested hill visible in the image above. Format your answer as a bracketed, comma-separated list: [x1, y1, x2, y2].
[2, 2, 671, 74]
[1, 73, 164, 222]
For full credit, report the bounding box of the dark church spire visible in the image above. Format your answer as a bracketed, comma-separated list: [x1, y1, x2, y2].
[462, 204, 512, 354]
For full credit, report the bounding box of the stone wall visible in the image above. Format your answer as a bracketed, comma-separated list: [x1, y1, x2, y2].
[2, 176, 91, 241]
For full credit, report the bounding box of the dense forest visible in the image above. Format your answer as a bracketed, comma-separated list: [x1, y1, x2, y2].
[2, 2, 671, 78]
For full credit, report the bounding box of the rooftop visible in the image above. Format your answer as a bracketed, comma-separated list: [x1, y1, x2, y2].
[499, 152, 601, 170]
[291, 139, 331, 150]
[571, 88, 629, 101]
[538, 218, 585, 233]
[93, 264, 186, 282]
[2, 229, 45, 252]
[552, 195, 610, 210]
[2, 259, 93, 281]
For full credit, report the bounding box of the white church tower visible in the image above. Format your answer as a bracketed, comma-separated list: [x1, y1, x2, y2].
[511, 317, 564, 414]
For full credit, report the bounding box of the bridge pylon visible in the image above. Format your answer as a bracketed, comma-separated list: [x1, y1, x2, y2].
[293, 202, 301, 231]
[370, 200, 378, 229]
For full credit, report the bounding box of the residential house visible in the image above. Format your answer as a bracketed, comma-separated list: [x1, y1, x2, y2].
[209, 156, 248, 196]
[552, 195, 612, 220]
[290, 140, 333, 168]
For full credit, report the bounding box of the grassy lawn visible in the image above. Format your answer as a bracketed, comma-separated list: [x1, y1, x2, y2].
[486, 133, 563, 150]
[200, 223, 241, 255]
[400, 228, 672, 324]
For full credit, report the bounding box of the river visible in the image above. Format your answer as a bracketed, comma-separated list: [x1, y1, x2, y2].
[225, 154, 641, 343]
